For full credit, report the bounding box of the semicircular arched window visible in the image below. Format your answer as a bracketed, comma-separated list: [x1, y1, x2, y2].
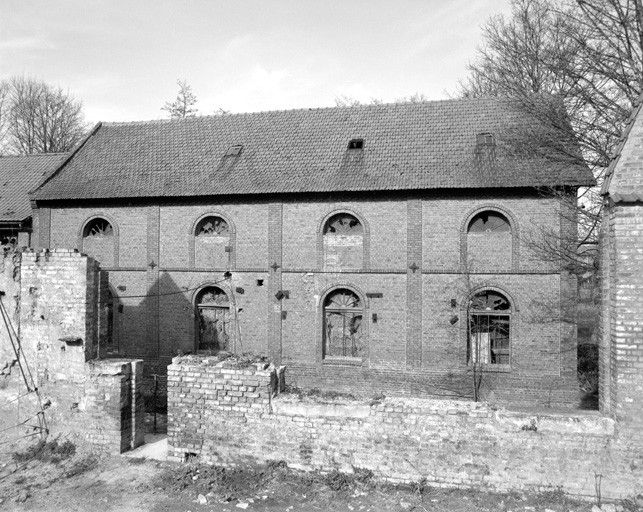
[195, 216, 229, 237]
[193, 216, 231, 269]
[83, 218, 113, 238]
[323, 288, 363, 360]
[322, 213, 364, 269]
[466, 210, 513, 270]
[195, 286, 230, 353]
[467, 211, 510, 233]
[81, 217, 115, 267]
[468, 290, 511, 366]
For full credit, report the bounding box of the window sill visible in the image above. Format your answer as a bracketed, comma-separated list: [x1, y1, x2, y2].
[470, 363, 511, 373]
[323, 356, 363, 367]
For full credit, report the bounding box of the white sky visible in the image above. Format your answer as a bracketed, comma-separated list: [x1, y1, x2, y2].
[0, 0, 512, 124]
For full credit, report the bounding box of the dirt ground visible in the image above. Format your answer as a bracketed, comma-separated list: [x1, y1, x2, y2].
[1, 440, 639, 512]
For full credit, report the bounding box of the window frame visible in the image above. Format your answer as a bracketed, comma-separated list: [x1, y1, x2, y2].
[466, 288, 514, 372]
[320, 286, 368, 366]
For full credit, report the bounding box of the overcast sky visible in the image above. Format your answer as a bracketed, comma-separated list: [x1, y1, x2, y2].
[0, 0, 511, 123]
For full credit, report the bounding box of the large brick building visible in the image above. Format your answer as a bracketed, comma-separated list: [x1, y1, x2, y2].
[30, 98, 594, 407]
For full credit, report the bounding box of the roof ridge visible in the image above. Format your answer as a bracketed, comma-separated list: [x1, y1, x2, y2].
[101, 96, 501, 127]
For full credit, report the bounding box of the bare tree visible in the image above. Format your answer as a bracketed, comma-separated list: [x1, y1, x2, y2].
[162, 80, 198, 118]
[3, 77, 86, 154]
[460, 0, 643, 269]
[0, 82, 9, 154]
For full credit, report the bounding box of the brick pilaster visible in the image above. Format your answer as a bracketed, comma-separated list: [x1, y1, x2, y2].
[268, 202, 283, 364]
[146, 205, 160, 360]
[406, 199, 422, 369]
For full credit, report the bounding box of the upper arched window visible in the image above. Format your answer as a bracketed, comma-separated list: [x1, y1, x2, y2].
[468, 290, 511, 366]
[323, 288, 363, 360]
[322, 212, 364, 269]
[323, 213, 363, 235]
[83, 218, 113, 238]
[81, 217, 116, 267]
[467, 211, 511, 233]
[195, 216, 229, 237]
[465, 209, 514, 271]
[193, 215, 232, 269]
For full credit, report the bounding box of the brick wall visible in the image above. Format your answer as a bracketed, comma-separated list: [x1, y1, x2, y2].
[0, 249, 144, 454]
[167, 356, 641, 499]
[599, 204, 643, 442]
[37, 190, 578, 407]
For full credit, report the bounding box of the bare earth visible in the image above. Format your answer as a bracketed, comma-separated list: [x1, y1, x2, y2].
[0, 444, 624, 512]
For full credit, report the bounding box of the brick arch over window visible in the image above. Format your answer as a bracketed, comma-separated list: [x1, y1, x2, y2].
[462, 286, 517, 367]
[317, 209, 370, 270]
[460, 205, 519, 271]
[78, 214, 119, 267]
[318, 284, 369, 365]
[189, 212, 236, 269]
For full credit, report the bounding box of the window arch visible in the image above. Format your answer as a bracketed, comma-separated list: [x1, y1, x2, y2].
[467, 211, 511, 233]
[80, 216, 117, 267]
[195, 216, 230, 237]
[467, 289, 512, 366]
[462, 206, 517, 271]
[190, 213, 235, 269]
[195, 286, 230, 353]
[320, 211, 366, 270]
[322, 288, 364, 360]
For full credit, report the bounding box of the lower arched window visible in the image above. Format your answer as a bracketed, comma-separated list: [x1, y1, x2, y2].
[467, 290, 511, 365]
[195, 286, 230, 353]
[323, 289, 363, 360]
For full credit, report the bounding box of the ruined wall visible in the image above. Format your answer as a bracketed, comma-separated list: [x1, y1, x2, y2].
[167, 356, 641, 499]
[0, 249, 144, 454]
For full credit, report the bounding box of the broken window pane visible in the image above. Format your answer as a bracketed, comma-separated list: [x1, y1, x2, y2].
[468, 290, 511, 365]
[468, 211, 510, 233]
[196, 216, 229, 236]
[324, 213, 363, 235]
[83, 218, 113, 238]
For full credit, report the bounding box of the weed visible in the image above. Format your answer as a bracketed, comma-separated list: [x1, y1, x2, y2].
[12, 438, 76, 464]
[324, 470, 353, 492]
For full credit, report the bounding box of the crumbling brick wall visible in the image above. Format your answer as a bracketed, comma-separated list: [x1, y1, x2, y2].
[0, 249, 144, 454]
[168, 355, 642, 499]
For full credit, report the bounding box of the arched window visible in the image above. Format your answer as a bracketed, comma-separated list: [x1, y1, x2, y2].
[322, 212, 364, 269]
[465, 209, 513, 270]
[81, 217, 116, 266]
[467, 211, 511, 233]
[196, 216, 229, 237]
[195, 286, 230, 353]
[323, 288, 363, 360]
[467, 290, 511, 365]
[193, 215, 232, 269]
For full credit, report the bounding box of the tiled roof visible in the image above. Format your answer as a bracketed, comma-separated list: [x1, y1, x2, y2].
[0, 153, 67, 222]
[32, 98, 594, 201]
[602, 94, 643, 203]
